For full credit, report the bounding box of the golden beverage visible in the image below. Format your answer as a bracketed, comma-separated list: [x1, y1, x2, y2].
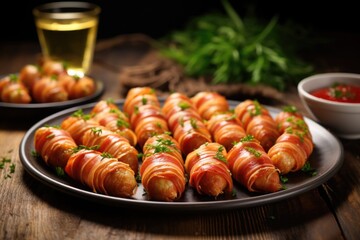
[33, 2, 100, 77]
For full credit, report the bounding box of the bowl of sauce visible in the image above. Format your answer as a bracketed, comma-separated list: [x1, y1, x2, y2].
[311, 83, 360, 103]
[298, 73, 360, 139]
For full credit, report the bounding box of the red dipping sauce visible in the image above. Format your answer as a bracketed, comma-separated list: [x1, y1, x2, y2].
[311, 83, 360, 103]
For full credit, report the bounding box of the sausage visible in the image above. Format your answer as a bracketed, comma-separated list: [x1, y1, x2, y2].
[140, 134, 186, 201]
[18, 64, 41, 91]
[124, 87, 169, 148]
[32, 75, 68, 102]
[227, 135, 282, 193]
[65, 149, 137, 198]
[59, 74, 96, 99]
[234, 99, 280, 151]
[34, 126, 77, 168]
[191, 91, 229, 120]
[82, 125, 139, 174]
[91, 100, 137, 146]
[185, 142, 233, 197]
[268, 106, 314, 174]
[0, 74, 32, 103]
[162, 92, 211, 156]
[274, 105, 312, 139]
[206, 112, 246, 152]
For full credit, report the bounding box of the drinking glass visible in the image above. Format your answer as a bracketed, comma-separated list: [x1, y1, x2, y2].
[33, 1, 101, 77]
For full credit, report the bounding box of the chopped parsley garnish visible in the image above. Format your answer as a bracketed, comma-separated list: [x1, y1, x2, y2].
[282, 105, 298, 113]
[245, 147, 262, 157]
[178, 101, 191, 110]
[190, 118, 198, 129]
[240, 135, 255, 142]
[215, 146, 227, 163]
[100, 152, 113, 159]
[90, 127, 103, 136]
[55, 167, 65, 177]
[249, 100, 262, 116]
[9, 74, 18, 82]
[301, 162, 317, 176]
[117, 118, 130, 128]
[72, 109, 91, 120]
[1, 154, 16, 179]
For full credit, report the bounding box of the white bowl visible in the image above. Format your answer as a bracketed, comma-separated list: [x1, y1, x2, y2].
[298, 72, 360, 139]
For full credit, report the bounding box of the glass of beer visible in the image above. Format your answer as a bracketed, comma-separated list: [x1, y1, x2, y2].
[33, 2, 101, 77]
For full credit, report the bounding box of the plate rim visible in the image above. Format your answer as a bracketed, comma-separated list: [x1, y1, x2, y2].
[19, 98, 345, 211]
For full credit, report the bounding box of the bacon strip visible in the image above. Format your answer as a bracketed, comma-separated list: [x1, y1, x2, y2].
[90, 100, 137, 146]
[32, 75, 68, 102]
[0, 74, 32, 103]
[19, 64, 41, 92]
[61, 113, 99, 145]
[268, 106, 314, 174]
[206, 112, 246, 152]
[123, 87, 160, 116]
[162, 92, 212, 156]
[185, 142, 233, 197]
[234, 100, 280, 151]
[274, 105, 313, 139]
[191, 91, 229, 120]
[140, 134, 186, 201]
[34, 126, 77, 168]
[123, 87, 169, 148]
[227, 135, 282, 193]
[65, 149, 137, 198]
[58, 74, 96, 99]
[61, 113, 139, 174]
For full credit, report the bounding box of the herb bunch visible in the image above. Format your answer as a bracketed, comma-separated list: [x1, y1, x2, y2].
[159, 0, 314, 91]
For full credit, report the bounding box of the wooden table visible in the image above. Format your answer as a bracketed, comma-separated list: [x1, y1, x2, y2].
[1, 35, 360, 240]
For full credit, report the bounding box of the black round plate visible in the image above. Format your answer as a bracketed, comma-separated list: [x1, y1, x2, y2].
[19, 99, 344, 212]
[0, 76, 104, 123]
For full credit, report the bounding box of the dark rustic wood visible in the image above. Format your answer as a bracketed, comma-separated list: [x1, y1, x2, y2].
[1, 35, 359, 240]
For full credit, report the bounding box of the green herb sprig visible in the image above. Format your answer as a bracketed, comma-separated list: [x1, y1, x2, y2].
[1, 154, 16, 179]
[159, 0, 314, 91]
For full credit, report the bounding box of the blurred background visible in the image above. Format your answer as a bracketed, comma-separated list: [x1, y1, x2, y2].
[1, 0, 359, 76]
[1, 0, 359, 42]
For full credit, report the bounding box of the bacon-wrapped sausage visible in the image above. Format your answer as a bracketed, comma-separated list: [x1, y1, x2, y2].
[123, 87, 160, 116]
[275, 105, 312, 139]
[34, 126, 77, 168]
[234, 99, 280, 151]
[32, 75, 68, 102]
[19, 64, 41, 91]
[90, 100, 137, 146]
[268, 106, 314, 174]
[227, 135, 282, 193]
[40, 58, 67, 76]
[162, 92, 200, 130]
[82, 126, 139, 174]
[61, 112, 139, 174]
[206, 112, 246, 152]
[65, 149, 137, 198]
[130, 104, 169, 148]
[60, 110, 99, 145]
[268, 128, 314, 175]
[140, 134, 186, 201]
[0, 74, 32, 103]
[162, 92, 212, 156]
[124, 87, 169, 148]
[185, 142, 233, 197]
[58, 74, 96, 99]
[191, 91, 229, 120]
